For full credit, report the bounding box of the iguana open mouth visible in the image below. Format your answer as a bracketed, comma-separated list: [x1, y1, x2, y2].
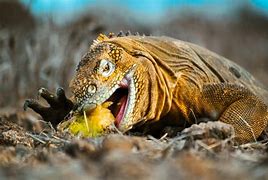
[104, 65, 136, 129]
[107, 85, 128, 126]
[77, 64, 136, 130]
[106, 72, 136, 128]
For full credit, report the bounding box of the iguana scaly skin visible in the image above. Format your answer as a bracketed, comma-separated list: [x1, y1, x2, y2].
[25, 33, 268, 143]
[69, 33, 268, 143]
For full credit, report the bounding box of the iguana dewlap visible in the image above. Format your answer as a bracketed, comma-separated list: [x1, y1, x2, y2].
[68, 34, 268, 143]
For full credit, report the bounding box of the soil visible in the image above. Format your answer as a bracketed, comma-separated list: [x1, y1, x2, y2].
[1, 110, 268, 180]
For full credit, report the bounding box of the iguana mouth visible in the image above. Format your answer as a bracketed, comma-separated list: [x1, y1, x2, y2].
[107, 81, 129, 126]
[106, 67, 136, 128]
[78, 64, 136, 130]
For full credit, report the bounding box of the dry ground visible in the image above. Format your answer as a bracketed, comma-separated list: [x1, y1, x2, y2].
[1, 109, 268, 180]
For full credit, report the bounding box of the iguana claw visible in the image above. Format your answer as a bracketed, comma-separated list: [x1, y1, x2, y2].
[24, 87, 74, 127]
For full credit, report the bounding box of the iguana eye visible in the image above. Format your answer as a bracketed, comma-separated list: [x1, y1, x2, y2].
[98, 59, 115, 77]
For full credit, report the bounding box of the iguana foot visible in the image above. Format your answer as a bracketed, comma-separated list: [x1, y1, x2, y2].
[202, 83, 268, 143]
[24, 87, 74, 127]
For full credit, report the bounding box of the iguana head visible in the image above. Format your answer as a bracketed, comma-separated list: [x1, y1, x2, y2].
[70, 34, 150, 132]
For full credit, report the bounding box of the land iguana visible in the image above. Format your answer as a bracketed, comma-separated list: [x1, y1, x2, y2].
[24, 32, 268, 143]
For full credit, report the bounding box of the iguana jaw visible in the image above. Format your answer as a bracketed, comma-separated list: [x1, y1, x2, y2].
[77, 64, 137, 131]
[114, 65, 136, 130]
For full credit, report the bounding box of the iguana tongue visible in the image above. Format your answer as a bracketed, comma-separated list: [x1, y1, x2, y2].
[115, 95, 127, 126]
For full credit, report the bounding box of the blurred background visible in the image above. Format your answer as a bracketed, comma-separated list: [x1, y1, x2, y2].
[0, 0, 268, 108]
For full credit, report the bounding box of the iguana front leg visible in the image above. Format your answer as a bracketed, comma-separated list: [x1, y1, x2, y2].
[202, 83, 268, 143]
[24, 88, 74, 127]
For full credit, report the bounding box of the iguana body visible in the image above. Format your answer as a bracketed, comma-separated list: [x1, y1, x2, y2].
[25, 34, 268, 143]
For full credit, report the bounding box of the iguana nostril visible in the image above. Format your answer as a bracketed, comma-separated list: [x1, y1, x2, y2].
[88, 84, 97, 94]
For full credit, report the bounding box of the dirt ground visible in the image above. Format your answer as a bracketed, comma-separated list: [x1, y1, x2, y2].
[1, 109, 268, 180]
[1, 2, 268, 179]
